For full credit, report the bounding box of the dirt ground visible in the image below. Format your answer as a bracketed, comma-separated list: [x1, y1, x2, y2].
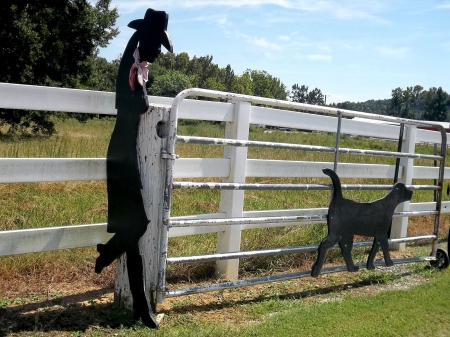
[0, 250, 434, 336]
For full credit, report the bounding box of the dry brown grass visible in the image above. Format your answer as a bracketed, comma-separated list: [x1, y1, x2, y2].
[0, 119, 449, 335]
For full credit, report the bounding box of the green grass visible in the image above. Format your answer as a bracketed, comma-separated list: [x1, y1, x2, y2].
[239, 270, 450, 337]
[0, 118, 449, 281]
[1, 118, 450, 335]
[61, 267, 450, 336]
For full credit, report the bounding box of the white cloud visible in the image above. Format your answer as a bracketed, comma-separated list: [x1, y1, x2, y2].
[375, 46, 410, 58]
[113, 0, 324, 12]
[318, 44, 331, 53]
[251, 37, 282, 51]
[182, 14, 229, 26]
[308, 54, 332, 61]
[278, 35, 291, 41]
[334, 8, 389, 24]
[112, 0, 390, 24]
[342, 43, 364, 52]
[436, 3, 450, 9]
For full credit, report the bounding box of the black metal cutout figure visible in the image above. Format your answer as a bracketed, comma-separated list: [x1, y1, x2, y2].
[94, 9, 173, 328]
[311, 169, 412, 277]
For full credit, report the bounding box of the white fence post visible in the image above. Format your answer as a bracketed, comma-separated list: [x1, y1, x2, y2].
[216, 101, 251, 280]
[114, 104, 169, 312]
[391, 125, 416, 250]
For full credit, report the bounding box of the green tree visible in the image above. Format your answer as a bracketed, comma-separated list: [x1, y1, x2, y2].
[389, 87, 405, 117]
[289, 84, 309, 103]
[87, 56, 120, 92]
[423, 87, 449, 121]
[149, 52, 288, 100]
[224, 65, 235, 92]
[247, 70, 287, 100]
[232, 73, 254, 96]
[0, 0, 119, 134]
[148, 70, 192, 97]
[388, 85, 424, 119]
[289, 84, 325, 105]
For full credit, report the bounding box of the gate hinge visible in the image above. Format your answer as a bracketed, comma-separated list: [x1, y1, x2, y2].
[161, 150, 179, 160]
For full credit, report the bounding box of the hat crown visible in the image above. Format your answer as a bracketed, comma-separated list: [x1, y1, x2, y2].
[127, 8, 173, 53]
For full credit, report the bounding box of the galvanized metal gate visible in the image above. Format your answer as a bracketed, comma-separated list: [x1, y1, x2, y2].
[155, 88, 447, 303]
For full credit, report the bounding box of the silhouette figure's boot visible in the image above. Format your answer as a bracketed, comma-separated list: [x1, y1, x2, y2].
[126, 246, 159, 329]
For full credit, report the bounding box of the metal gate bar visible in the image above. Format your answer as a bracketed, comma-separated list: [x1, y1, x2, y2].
[393, 123, 405, 184]
[176, 135, 336, 152]
[334, 111, 343, 171]
[177, 135, 443, 161]
[165, 256, 433, 298]
[169, 210, 438, 228]
[173, 182, 440, 191]
[166, 235, 436, 264]
[157, 88, 448, 303]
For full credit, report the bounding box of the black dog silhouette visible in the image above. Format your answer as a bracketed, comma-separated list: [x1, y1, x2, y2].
[311, 168, 412, 277]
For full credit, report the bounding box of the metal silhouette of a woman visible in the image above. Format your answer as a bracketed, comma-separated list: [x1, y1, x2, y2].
[95, 9, 173, 328]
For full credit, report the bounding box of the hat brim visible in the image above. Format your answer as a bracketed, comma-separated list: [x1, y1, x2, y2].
[128, 14, 173, 53]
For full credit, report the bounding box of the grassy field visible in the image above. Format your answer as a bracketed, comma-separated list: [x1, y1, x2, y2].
[0, 118, 449, 335]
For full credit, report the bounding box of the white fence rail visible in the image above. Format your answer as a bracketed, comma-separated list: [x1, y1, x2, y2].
[0, 82, 448, 263]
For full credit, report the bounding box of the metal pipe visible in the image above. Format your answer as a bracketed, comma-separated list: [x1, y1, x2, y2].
[166, 235, 436, 264]
[176, 135, 443, 161]
[177, 135, 336, 153]
[334, 111, 343, 172]
[172, 182, 440, 191]
[169, 210, 436, 228]
[163, 87, 449, 302]
[169, 88, 449, 132]
[393, 123, 405, 184]
[338, 147, 442, 161]
[165, 256, 432, 297]
[169, 214, 327, 228]
[432, 130, 447, 255]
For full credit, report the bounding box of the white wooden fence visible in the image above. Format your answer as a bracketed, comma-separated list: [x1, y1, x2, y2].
[0, 83, 449, 304]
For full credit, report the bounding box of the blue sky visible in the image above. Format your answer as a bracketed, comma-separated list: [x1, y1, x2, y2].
[98, 1, 450, 104]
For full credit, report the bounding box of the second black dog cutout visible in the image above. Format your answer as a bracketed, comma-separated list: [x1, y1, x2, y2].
[311, 168, 413, 277]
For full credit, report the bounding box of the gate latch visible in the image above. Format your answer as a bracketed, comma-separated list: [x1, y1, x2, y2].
[161, 150, 179, 160]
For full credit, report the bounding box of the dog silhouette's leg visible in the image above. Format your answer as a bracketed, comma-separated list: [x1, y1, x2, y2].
[339, 235, 359, 272]
[367, 238, 380, 270]
[379, 237, 394, 267]
[311, 235, 337, 277]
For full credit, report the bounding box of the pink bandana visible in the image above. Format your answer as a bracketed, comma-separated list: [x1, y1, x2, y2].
[129, 48, 149, 90]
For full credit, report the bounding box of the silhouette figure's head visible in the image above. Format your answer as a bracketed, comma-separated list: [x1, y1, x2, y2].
[128, 8, 173, 63]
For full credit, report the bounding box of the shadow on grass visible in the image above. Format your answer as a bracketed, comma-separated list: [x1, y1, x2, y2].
[0, 268, 421, 336]
[0, 287, 135, 336]
[161, 269, 415, 315]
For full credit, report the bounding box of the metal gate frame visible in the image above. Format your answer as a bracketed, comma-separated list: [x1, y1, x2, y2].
[156, 88, 447, 303]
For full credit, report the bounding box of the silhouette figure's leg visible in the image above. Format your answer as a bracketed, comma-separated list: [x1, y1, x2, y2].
[311, 235, 337, 277]
[340, 235, 359, 272]
[95, 234, 126, 274]
[126, 243, 159, 329]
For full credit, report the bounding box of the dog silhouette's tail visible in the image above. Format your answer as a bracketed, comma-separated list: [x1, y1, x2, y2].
[322, 168, 343, 200]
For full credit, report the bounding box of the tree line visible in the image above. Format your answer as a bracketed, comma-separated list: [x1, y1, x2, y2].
[331, 86, 450, 122]
[0, 1, 448, 135]
[147, 52, 288, 101]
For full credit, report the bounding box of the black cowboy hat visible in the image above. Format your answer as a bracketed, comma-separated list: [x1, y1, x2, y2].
[128, 8, 173, 53]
